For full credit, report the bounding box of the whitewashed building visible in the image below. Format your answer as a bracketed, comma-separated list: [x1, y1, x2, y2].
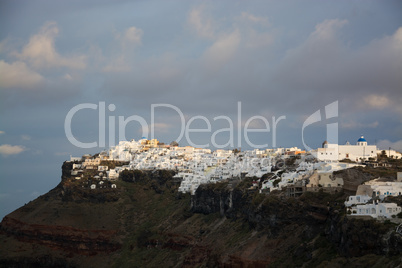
[345, 195, 372, 207]
[311, 136, 377, 162]
[108, 169, 119, 180]
[351, 202, 401, 218]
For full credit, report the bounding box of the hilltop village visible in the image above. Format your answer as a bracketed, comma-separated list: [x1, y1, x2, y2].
[68, 136, 402, 219]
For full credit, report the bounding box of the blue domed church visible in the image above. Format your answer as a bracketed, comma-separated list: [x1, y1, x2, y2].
[357, 135, 367, 146]
[312, 135, 377, 162]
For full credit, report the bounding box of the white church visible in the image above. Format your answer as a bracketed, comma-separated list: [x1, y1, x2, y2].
[312, 135, 377, 162]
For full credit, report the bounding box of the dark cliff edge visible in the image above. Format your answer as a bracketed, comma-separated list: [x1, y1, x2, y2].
[191, 179, 402, 266]
[1, 164, 402, 267]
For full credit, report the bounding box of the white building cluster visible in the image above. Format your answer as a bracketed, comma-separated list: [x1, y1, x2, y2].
[97, 138, 363, 195]
[107, 139, 287, 194]
[68, 135, 401, 205]
[344, 173, 402, 219]
[67, 135, 402, 222]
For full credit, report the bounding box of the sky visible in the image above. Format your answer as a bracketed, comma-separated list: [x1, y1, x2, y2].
[0, 0, 401, 219]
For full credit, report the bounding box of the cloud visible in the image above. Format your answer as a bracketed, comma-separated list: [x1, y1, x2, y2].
[102, 26, 143, 73]
[0, 38, 14, 54]
[348, 27, 402, 96]
[102, 56, 131, 73]
[274, 20, 402, 118]
[123, 26, 143, 45]
[239, 12, 270, 27]
[63, 73, 73, 80]
[311, 19, 348, 41]
[21, 135, 31, 141]
[245, 29, 273, 48]
[0, 60, 44, 88]
[203, 30, 241, 69]
[363, 94, 390, 109]
[377, 139, 402, 152]
[188, 5, 215, 39]
[340, 120, 379, 129]
[16, 21, 86, 69]
[32, 150, 43, 155]
[0, 131, 4, 135]
[103, 57, 129, 73]
[189, 8, 272, 51]
[276, 19, 349, 90]
[102, 8, 278, 117]
[0, 144, 26, 156]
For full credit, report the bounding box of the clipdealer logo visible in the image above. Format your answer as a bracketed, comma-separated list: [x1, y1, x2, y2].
[64, 102, 286, 149]
[302, 101, 338, 151]
[64, 101, 338, 150]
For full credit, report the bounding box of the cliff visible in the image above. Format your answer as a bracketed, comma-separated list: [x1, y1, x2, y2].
[191, 180, 402, 266]
[1, 164, 401, 267]
[333, 166, 399, 195]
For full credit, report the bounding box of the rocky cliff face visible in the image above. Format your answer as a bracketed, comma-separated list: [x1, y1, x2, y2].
[1, 216, 120, 254]
[191, 184, 235, 216]
[326, 210, 402, 257]
[333, 166, 398, 195]
[1, 165, 401, 267]
[191, 180, 402, 265]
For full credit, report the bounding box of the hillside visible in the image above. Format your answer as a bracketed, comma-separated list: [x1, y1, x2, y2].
[1, 163, 402, 267]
